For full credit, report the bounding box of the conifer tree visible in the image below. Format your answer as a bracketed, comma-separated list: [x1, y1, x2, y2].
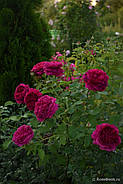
[0, 0, 52, 104]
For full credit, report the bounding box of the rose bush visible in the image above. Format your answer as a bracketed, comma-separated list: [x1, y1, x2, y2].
[1, 40, 123, 184]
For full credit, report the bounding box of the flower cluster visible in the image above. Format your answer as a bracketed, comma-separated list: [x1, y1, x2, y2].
[14, 84, 42, 111]
[14, 84, 58, 118]
[83, 69, 109, 91]
[91, 123, 121, 151]
[12, 125, 34, 147]
[31, 59, 64, 77]
[13, 86, 58, 146]
[13, 55, 121, 153]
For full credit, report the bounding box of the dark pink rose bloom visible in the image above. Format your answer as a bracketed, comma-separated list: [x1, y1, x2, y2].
[24, 88, 42, 111]
[14, 83, 30, 104]
[82, 69, 109, 91]
[44, 61, 64, 77]
[12, 125, 34, 147]
[31, 62, 47, 76]
[92, 123, 121, 151]
[34, 95, 58, 122]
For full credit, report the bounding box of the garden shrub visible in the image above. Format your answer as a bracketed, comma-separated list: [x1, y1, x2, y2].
[0, 39, 123, 184]
[0, 0, 53, 105]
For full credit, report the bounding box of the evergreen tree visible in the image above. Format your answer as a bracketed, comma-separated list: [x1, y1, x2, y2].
[0, 0, 52, 104]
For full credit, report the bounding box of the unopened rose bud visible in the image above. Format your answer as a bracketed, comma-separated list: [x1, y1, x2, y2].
[86, 122, 91, 127]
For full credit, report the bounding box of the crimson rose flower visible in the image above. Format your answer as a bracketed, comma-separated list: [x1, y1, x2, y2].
[31, 62, 47, 76]
[91, 123, 121, 151]
[34, 95, 58, 122]
[12, 125, 34, 147]
[44, 61, 64, 77]
[24, 88, 42, 111]
[14, 83, 30, 104]
[82, 69, 109, 91]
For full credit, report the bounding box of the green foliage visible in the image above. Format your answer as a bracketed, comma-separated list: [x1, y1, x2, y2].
[95, 0, 123, 32]
[0, 0, 53, 105]
[45, 0, 97, 52]
[0, 38, 123, 183]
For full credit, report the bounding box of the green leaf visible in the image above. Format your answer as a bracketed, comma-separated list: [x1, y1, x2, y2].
[30, 118, 38, 128]
[88, 109, 100, 115]
[69, 106, 75, 114]
[38, 149, 45, 161]
[84, 136, 91, 147]
[4, 101, 14, 106]
[74, 101, 82, 105]
[3, 140, 12, 149]
[59, 136, 66, 145]
[9, 116, 21, 121]
[22, 112, 34, 118]
[55, 123, 66, 135]
[95, 93, 101, 99]
[99, 91, 108, 95]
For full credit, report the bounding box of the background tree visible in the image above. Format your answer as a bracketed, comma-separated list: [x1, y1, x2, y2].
[0, 0, 53, 105]
[42, 0, 97, 52]
[96, 0, 123, 31]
